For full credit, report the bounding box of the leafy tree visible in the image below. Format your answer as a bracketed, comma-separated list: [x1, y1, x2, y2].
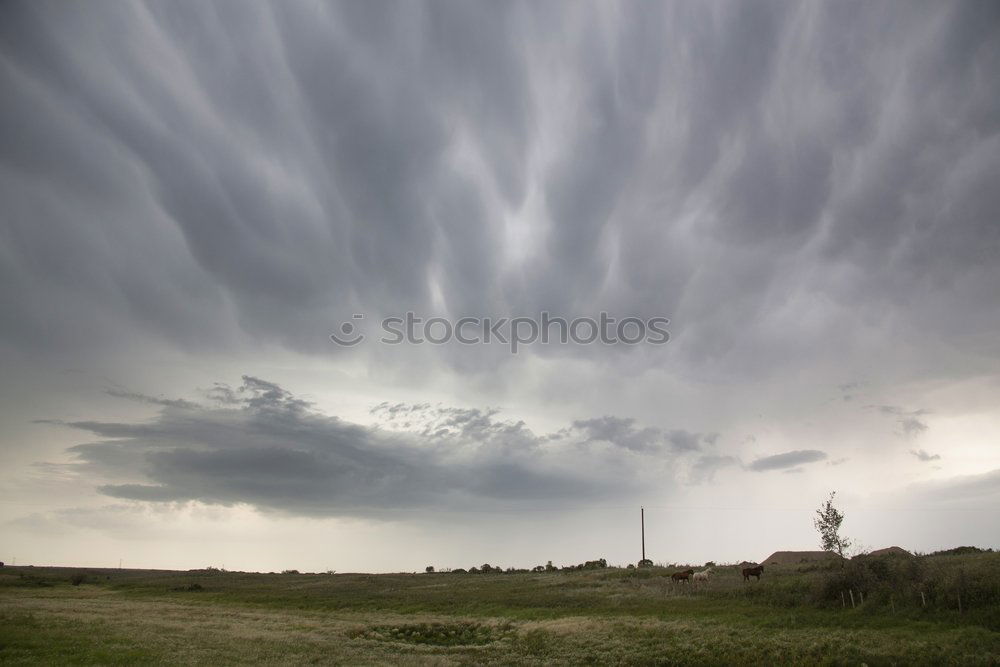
[814, 491, 851, 560]
[425, 565, 434, 573]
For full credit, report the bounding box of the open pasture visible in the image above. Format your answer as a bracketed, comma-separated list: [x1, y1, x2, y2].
[1, 553, 999, 664]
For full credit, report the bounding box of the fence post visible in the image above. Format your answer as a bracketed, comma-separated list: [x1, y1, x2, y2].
[841, 591, 846, 608]
[849, 590, 855, 609]
[920, 591, 926, 607]
[859, 590, 864, 606]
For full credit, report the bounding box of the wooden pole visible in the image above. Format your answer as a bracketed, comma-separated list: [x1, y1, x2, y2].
[841, 591, 846, 608]
[849, 590, 855, 608]
[859, 590, 864, 605]
[641, 507, 646, 562]
[920, 591, 926, 607]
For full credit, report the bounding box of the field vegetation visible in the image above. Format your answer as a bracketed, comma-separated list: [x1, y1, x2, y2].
[1, 551, 998, 664]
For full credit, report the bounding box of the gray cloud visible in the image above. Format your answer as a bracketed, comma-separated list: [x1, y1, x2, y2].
[45, 377, 704, 517]
[1, 1, 999, 568]
[0, 1, 996, 385]
[688, 455, 739, 484]
[866, 405, 931, 438]
[569, 416, 715, 454]
[906, 468, 1000, 506]
[911, 449, 942, 463]
[748, 449, 827, 472]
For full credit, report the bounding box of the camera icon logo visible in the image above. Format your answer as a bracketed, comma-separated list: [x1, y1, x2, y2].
[330, 314, 365, 346]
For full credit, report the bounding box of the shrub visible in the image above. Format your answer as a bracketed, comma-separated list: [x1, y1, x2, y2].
[931, 546, 989, 556]
[69, 573, 87, 586]
[281, 569, 300, 575]
[172, 583, 203, 592]
[425, 566, 435, 573]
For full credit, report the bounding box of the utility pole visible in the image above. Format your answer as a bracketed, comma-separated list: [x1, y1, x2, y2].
[641, 507, 646, 562]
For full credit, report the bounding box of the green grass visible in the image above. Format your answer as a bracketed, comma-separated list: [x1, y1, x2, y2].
[1, 553, 998, 664]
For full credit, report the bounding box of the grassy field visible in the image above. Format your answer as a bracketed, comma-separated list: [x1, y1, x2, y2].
[1, 553, 999, 665]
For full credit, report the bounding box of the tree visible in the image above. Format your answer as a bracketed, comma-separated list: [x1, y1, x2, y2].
[814, 491, 851, 560]
[424, 565, 434, 573]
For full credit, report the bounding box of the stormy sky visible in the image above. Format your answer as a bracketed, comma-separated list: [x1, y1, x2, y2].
[1, 1, 999, 571]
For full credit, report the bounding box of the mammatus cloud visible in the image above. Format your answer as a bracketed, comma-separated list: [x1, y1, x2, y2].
[748, 450, 828, 472]
[42, 377, 719, 517]
[0, 2, 997, 385]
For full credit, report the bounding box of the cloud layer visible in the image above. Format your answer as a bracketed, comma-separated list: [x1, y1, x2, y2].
[51, 377, 710, 516]
[1, 2, 999, 567]
[1, 2, 998, 385]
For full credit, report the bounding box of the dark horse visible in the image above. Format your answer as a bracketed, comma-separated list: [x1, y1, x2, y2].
[671, 568, 695, 582]
[742, 565, 764, 581]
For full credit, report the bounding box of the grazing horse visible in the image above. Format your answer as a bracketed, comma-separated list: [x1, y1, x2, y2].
[692, 567, 713, 582]
[742, 565, 764, 581]
[670, 568, 695, 582]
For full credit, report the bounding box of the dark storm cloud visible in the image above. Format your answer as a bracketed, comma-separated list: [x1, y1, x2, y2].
[45, 377, 705, 516]
[0, 1, 997, 382]
[748, 449, 827, 472]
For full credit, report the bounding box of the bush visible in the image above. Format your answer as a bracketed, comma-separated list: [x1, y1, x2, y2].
[931, 546, 990, 557]
[809, 552, 1000, 611]
[425, 566, 435, 573]
[172, 583, 204, 592]
[69, 573, 87, 586]
[281, 569, 300, 575]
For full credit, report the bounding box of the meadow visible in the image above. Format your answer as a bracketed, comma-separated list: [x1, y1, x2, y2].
[1, 552, 998, 665]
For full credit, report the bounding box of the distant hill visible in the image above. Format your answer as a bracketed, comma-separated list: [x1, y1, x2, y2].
[761, 550, 842, 565]
[866, 546, 912, 557]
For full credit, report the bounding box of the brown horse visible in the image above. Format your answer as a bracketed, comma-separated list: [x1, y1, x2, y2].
[671, 568, 695, 582]
[742, 565, 764, 581]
